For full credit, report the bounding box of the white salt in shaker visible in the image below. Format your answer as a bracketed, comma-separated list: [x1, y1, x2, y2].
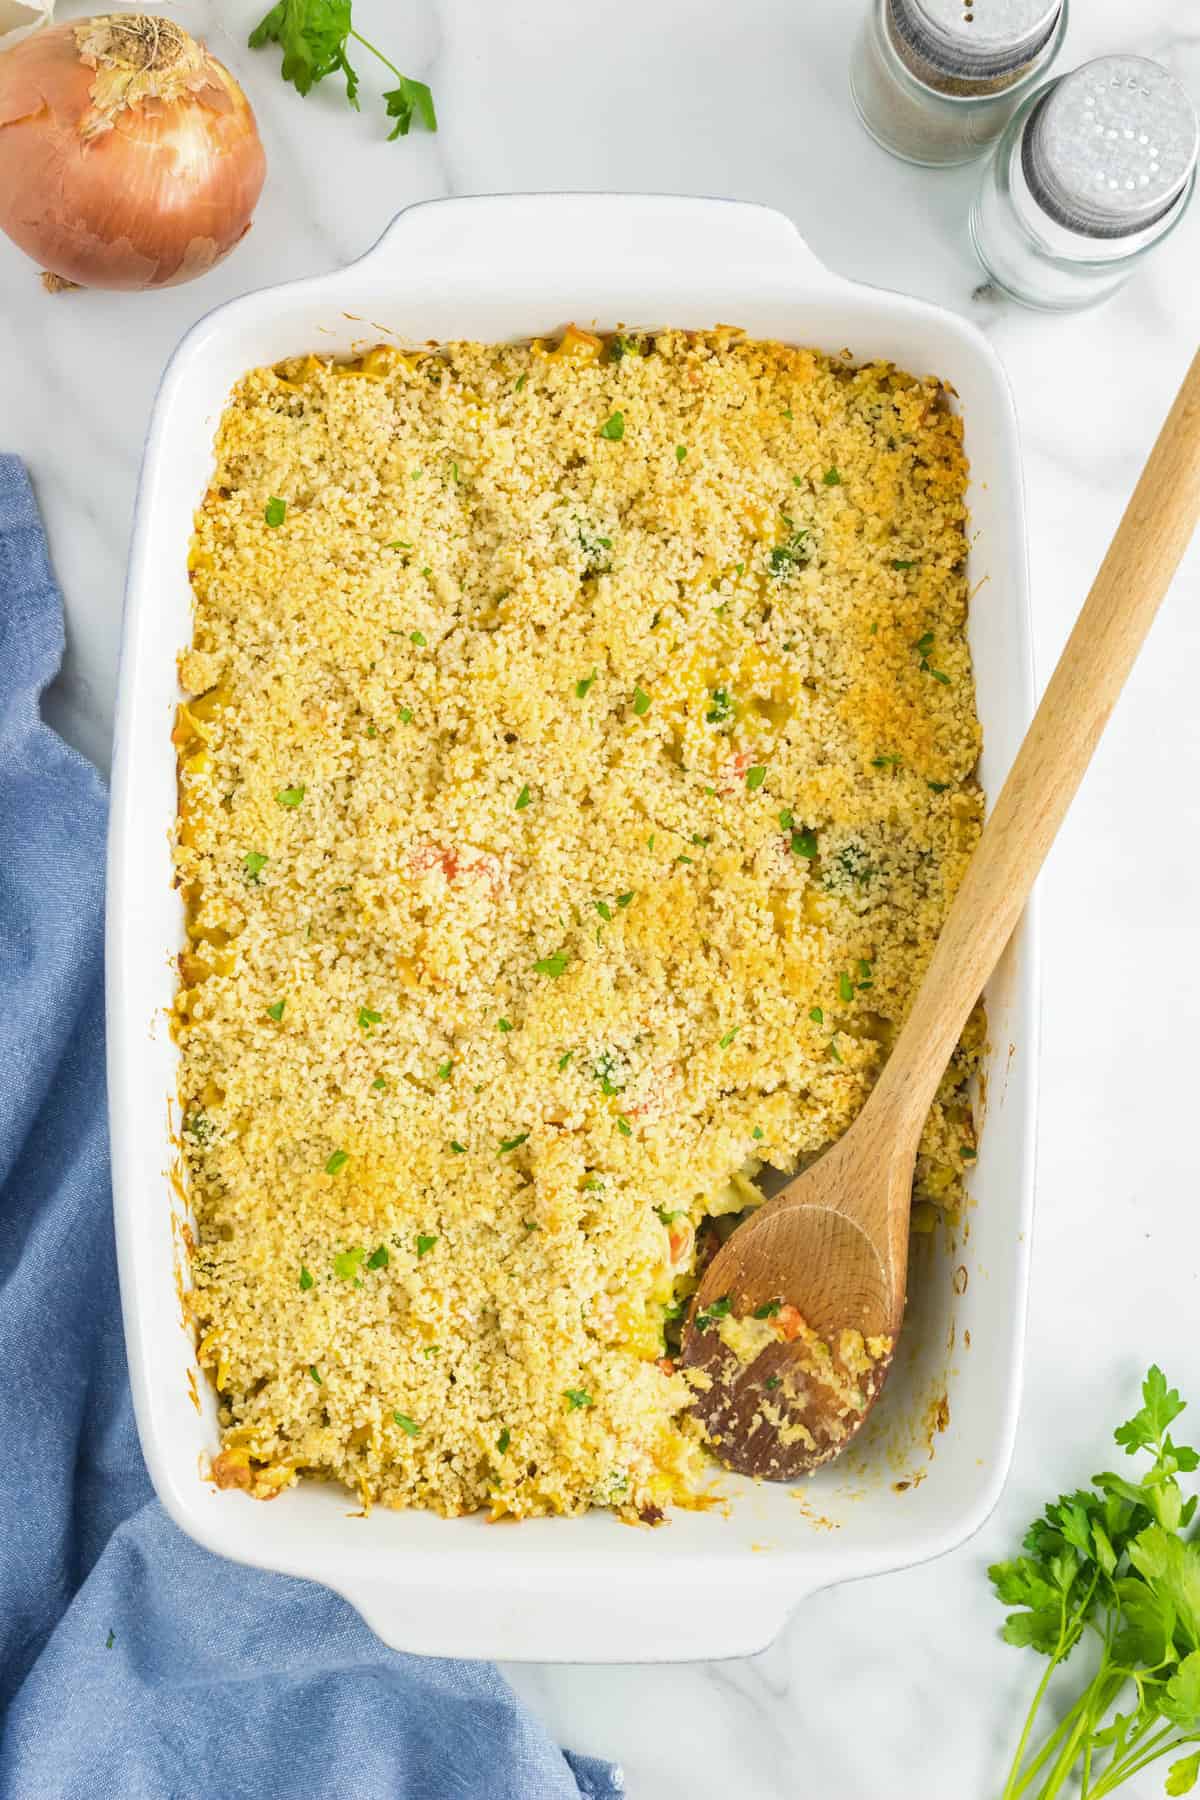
[849, 0, 1068, 168]
[970, 56, 1199, 310]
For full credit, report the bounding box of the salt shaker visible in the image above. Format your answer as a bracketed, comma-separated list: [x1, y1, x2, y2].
[970, 56, 1199, 311]
[849, 0, 1068, 168]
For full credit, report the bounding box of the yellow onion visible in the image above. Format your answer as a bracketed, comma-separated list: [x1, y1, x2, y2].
[0, 14, 266, 290]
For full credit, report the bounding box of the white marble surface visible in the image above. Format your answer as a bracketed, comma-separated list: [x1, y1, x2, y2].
[3, 0, 1198, 1793]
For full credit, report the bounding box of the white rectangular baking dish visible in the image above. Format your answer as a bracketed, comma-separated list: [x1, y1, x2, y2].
[107, 193, 1037, 1663]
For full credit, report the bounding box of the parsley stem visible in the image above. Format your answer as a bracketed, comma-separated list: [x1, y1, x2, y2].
[349, 27, 404, 83]
[1091, 1722, 1196, 1796]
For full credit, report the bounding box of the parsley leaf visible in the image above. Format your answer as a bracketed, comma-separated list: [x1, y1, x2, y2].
[575, 671, 597, 699]
[264, 495, 287, 526]
[533, 950, 570, 979]
[992, 1366, 1200, 1797]
[325, 1150, 348, 1175]
[564, 1388, 593, 1410]
[242, 851, 268, 884]
[515, 784, 532, 810]
[266, 1000, 286, 1022]
[694, 1295, 732, 1331]
[358, 1006, 381, 1029]
[746, 764, 767, 791]
[275, 784, 305, 807]
[598, 412, 625, 442]
[249, 1, 437, 142]
[416, 1233, 437, 1257]
[393, 1411, 421, 1436]
[498, 1133, 529, 1154]
[632, 686, 651, 716]
[496, 1427, 511, 1455]
[299, 1265, 314, 1290]
[333, 1246, 364, 1280]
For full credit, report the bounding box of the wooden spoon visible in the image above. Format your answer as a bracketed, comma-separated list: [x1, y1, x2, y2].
[682, 350, 1200, 1480]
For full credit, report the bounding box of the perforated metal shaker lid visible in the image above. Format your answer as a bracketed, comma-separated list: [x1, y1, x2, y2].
[890, 0, 1062, 82]
[1022, 56, 1199, 238]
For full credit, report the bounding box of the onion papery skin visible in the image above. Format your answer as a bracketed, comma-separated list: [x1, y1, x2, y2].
[0, 16, 267, 290]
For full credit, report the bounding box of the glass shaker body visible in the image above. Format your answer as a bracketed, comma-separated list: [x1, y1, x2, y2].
[970, 60, 1198, 311]
[849, 0, 1068, 169]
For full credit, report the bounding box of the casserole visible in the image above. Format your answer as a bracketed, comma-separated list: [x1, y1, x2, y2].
[107, 193, 1037, 1662]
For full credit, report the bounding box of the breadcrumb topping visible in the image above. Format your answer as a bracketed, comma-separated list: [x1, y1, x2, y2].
[175, 327, 983, 1520]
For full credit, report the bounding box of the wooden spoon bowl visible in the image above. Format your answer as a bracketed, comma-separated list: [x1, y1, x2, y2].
[681, 351, 1200, 1481]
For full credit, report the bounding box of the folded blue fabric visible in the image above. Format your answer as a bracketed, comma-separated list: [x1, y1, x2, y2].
[0, 456, 621, 1800]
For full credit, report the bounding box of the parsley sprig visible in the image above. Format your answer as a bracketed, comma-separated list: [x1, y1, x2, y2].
[992, 1366, 1200, 1798]
[249, 0, 437, 141]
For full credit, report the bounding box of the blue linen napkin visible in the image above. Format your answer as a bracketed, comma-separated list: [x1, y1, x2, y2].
[0, 456, 622, 1800]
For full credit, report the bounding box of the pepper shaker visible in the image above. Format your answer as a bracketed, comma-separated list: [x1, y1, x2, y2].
[970, 56, 1199, 310]
[849, 0, 1068, 168]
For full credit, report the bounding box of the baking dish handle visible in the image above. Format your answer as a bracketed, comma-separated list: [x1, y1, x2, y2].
[360, 193, 848, 291]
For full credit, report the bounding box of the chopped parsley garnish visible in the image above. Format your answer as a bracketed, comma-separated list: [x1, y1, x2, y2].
[913, 631, 935, 655]
[823, 467, 842, 486]
[398, 706, 413, 723]
[752, 1126, 764, 1140]
[436, 1059, 453, 1081]
[608, 334, 641, 361]
[575, 671, 597, 699]
[694, 1295, 733, 1330]
[961, 1145, 978, 1161]
[333, 1246, 365, 1280]
[632, 686, 651, 716]
[838, 971, 854, 1003]
[675, 853, 694, 866]
[616, 1115, 632, 1137]
[828, 1038, 843, 1064]
[872, 754, 901, 769]
[599, 411, 625, 442]
[367, 1244, 389, 1270]
[299, 1266, 314, 1290]
[416, 1233, 438, 1257]
[779, 808, 794, 829]
[533, 950, 570, 979]
[558, 1050, 573, 1070]
[719, 1026, 739, 1048]
[792, 828, 818, 859]
[582, 1175, 604, 1191]
[242, 851, 268, 884]
[275, 784, 305, 808]
[675, 445, 687, 463]
[387, 539, 412, 551]
[617, 891, 633, 908]
[859, 959, 873, 982]
[892, 558, 916, 570]
[929, 668, 951, 684]
[928, 779, 950, 793]
[449, 461, 460, 484]
[450, 1141, 466, 1154]
[410, 629, 427, 647]
[325, 1150, 348, 1175]
[497, 1017, 513, 1032]
[264, 496, 286, 527]
[706, 687, 734, 725]
[765, 1376, 782, 1391]
[564, 1389, 593, 1410]
[768, 528, 810, 578]
[809, 1006, 824, 1024]
[266, 1000, 286, 1022]
[496, 1428, 511, 1454]
[594, 1050, 625, 1096]
[655, 1206, 682, 1224]
[393, 1412, 420, 1436]
[309, 1365, 322, 1384]
[690, 834, 709, 847]
[105, 1629, 115, 1649]
[515, 784, 532, 810]
[372, 1075, 387, 1091]
[499, 1133, 529, 1153]
[358, 1006, 381, 1030]
[753, 1298, 782, 1319]
[746, 764, 767, 791]
[595, 900, 613, 922]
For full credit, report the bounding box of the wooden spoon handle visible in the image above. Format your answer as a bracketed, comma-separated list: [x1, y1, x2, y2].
[874, 349, 1200, 1141]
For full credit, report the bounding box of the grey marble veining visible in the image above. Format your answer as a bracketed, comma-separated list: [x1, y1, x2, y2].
[2, 1, 1197, 1794]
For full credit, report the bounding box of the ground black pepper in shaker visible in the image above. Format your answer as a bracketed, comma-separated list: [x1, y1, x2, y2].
[849, 0, 1068, 167]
